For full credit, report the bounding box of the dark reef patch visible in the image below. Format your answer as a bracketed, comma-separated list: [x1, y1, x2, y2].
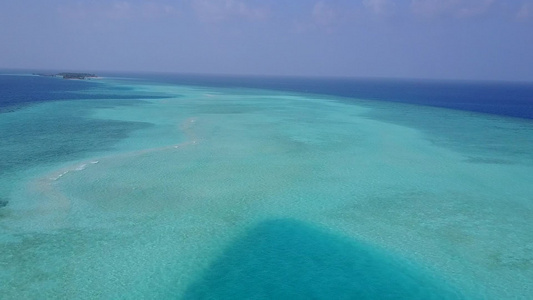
[0, 197, 8, 208]
[183, 219, 462, 299]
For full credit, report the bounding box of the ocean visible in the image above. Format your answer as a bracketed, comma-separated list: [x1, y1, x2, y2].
[0, 72, 532, 299]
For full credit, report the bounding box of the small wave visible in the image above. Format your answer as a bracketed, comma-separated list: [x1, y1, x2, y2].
[49, 161, 93, 181]
[75, 164, 87, 171]
[51, 170, 69, 181]
[90, 160, 99, 164]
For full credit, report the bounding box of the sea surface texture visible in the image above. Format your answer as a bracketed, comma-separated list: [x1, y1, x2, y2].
[1, 73, 532, 299]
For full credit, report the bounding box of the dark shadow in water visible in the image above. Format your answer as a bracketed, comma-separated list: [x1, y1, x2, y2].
[183, 219, 462, 300]
[0, 197, 7, 208]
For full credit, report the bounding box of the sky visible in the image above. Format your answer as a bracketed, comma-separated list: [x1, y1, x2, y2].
[0, 0, 532, 81]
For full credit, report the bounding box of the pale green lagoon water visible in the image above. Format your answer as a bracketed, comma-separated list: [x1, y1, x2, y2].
[1, 78, 532, 299]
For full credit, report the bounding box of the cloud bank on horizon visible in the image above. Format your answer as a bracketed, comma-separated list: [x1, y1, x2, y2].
[0, 0, 532, 81]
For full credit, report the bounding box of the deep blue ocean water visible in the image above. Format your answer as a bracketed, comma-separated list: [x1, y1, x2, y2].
[125, 73, 533, 119]
[3, 72, 532, 119]
[0, 74, 169, 113]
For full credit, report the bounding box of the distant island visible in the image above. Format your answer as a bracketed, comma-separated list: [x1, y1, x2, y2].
[34, 72, 98, 80]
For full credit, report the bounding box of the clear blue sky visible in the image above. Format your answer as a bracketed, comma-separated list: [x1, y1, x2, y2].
[1, 0, 532, 81]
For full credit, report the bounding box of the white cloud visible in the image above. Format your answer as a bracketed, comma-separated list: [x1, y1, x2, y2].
[410, 0, 495, 18]
[517, 2, 532, 21]
[57, 1, 178, 20]
[363, 0, 396, 15]
[312, 1, 336, 26]
[191, 0, 268, 23]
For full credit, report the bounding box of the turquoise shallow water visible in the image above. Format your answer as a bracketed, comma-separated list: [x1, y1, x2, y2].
[1, 76, 532, 299]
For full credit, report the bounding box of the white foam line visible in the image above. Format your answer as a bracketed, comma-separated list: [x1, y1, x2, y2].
[50, 171, 69, 181]
[43, 117, 200, 184]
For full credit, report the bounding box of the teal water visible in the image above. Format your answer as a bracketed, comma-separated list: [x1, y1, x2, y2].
[1, 76, 532, 299]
